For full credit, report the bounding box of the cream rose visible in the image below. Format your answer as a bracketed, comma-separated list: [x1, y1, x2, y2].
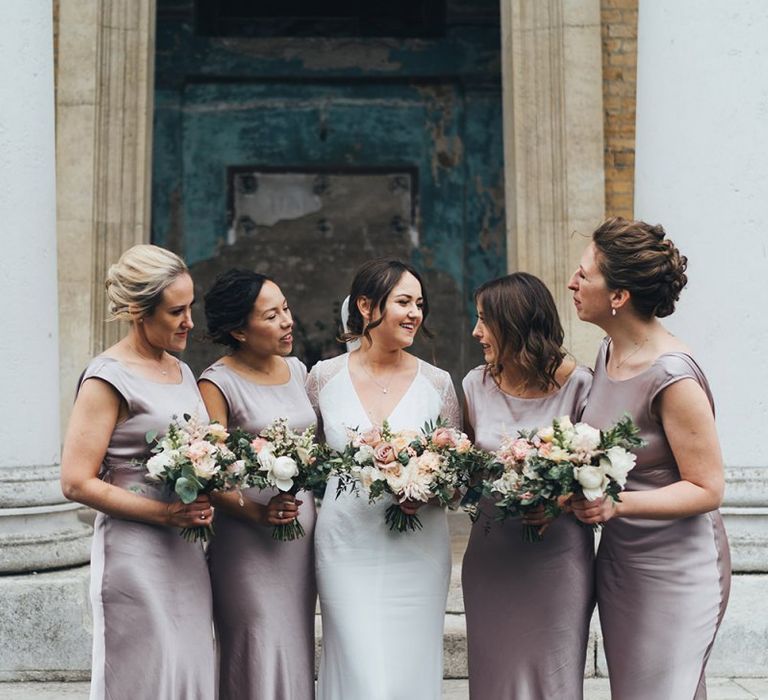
[354, 444, 375, 465]
[296, 445, 312, 466]
[570, 423, 601, 455]
[146, 450, 174, 480]
[206, 422, 229, 443]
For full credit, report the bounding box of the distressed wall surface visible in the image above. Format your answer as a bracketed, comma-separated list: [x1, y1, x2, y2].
[152, 0, 505, 381]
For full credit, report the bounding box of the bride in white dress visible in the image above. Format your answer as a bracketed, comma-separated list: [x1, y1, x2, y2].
[306, 259, 460, 700]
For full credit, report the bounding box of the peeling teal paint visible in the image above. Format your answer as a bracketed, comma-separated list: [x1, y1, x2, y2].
[152, 0, 506, 374]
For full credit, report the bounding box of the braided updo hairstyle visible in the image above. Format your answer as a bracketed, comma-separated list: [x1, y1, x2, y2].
[592, 217, 688, 318]
[204, 269, 272, 349]
[105, 244, 188, 321]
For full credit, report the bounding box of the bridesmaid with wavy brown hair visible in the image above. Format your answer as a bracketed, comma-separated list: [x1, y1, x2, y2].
[569, 217, 730, 700]
[462, 272, 594, 700]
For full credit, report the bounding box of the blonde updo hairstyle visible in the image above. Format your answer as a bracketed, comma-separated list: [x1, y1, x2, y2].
[592, 217, 688, 319]
[105, 244, 189, 322]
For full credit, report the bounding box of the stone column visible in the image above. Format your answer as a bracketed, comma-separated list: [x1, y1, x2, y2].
[57, 0, 156, 431]
[0, 0, 93, 679]
[500, 0, 606, 363]
[633, 0, 768, 676]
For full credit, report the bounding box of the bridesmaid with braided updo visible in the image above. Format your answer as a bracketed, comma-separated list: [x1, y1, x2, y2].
[569, 218, 730, 700]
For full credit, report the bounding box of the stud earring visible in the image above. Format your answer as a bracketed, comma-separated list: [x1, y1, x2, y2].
[611, 308, 617, 317]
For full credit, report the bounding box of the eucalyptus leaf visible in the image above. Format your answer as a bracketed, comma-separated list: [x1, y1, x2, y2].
[175, 477, 198, 504]
[145, 430, 158, 444]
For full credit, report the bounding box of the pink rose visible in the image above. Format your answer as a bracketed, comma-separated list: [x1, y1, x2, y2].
[510, 438, 532, 461]
[360, 427, 383, 447]
[431, 427, 458, 449]
[251, 437, 269, 452]
[373, 442, 397, 465]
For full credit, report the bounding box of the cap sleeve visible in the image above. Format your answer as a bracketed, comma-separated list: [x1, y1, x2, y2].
[569, 365, 593, 422]
[649, 353, 715, 419]
[198, 363, 235, 416]
[78, 356, 134, 414]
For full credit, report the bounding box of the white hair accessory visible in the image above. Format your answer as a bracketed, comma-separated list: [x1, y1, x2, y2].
[341, 295, 361, 352]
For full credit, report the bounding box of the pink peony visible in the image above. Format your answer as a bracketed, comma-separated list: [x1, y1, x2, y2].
[509, 438, 533, 461]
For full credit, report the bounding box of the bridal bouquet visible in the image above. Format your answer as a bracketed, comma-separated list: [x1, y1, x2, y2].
[145, 414, 245, 542]
[337, 419, 481, 533]
[485, 414, 644, 542]
[230, 418, 330, 541]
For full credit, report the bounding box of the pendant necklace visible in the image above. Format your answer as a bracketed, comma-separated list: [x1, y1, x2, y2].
[613, 337, 649, 370]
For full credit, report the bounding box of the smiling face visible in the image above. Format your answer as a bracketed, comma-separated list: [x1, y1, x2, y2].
[472, 303, 500, 365]
[363, 271, 424, 350]
[234, 280, 294, 357]
[568, 243, 614, 325]
[140, 273, 195, 352]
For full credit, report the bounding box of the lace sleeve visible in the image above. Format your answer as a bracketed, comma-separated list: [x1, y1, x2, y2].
[420, 361, 462, 430]
[440, 374, 462, 430]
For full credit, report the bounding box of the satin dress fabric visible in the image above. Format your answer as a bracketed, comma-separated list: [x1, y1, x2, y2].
[584, 339, 731, 700]
[306, 353, 462, 700]
[82, 356, 215, 700]
[200, 357, 317, 700]
[461, 365, 595, 700]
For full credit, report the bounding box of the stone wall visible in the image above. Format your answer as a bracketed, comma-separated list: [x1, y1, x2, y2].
[601, 0, 638, 220]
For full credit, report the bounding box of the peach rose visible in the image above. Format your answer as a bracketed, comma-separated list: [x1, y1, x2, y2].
[373, 442, 397, 465]
[431, 427, 458, 449]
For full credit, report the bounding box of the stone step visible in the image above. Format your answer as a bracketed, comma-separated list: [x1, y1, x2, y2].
[2, 678, 767, 700]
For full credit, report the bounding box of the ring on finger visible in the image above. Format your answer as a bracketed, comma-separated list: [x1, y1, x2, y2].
[277, 510, 284, 519]
[200, 512, 206, 521]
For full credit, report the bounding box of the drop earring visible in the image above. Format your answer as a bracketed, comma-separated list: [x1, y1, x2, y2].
[611, 308, 617, 317]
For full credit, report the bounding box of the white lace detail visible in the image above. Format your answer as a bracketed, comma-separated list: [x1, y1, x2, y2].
[418, 361, 461, 430]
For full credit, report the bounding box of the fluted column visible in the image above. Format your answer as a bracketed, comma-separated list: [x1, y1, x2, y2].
[500, 0, 606, 363]
[0, 1, 91, 574]
[57, 0, 155, 431]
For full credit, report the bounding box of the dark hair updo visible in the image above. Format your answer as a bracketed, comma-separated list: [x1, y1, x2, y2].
[475, 272, 565, 391]
[342, 258, 432, 344]
[204, 269, 272, 349]
[592, 217, 688, 318]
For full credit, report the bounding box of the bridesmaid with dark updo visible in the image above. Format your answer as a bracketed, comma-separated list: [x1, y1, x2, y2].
[569, 217, 730, 700]
[461, 272, 594, 699]
[198, 269, 316, 700]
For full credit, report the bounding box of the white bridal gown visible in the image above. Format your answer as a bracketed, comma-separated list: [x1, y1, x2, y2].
[306, 353, 461, 700]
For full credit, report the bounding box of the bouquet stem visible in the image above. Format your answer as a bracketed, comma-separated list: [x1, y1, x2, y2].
[385, 504, 423, 533]
[180, 524, 214, 543]
[272, 518, 306, 541]
[521, 523, 544, 543]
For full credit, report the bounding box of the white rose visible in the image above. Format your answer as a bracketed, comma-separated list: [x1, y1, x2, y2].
[146, 450, 174, 480]
[600, 446, 636, 487]
[271, 456, 299, 491]
[571, 423, 601, 454]
[257, 444, 277, 472]
[574, 465, 608, 501]
[354, 444, 375, 465]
